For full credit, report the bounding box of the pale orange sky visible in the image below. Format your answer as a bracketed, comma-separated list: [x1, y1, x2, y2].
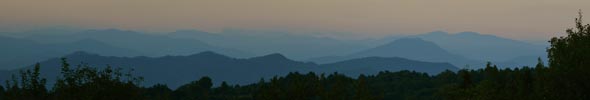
[1, 0, 589, 40]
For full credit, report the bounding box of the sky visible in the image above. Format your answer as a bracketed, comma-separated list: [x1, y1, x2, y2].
[1, 0, 590, 40]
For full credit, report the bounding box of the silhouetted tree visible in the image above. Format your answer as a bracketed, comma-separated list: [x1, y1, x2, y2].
[52, 58, 143, 100]
[547, 10, 590, 99]
[2, 63, 47, 100]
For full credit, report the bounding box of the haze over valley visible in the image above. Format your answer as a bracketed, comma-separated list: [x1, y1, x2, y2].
[0, 28, 549, 86]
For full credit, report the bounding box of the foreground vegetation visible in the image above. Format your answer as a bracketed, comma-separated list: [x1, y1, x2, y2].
[0, 59, 565, 100]
[1, 12, 590, 100]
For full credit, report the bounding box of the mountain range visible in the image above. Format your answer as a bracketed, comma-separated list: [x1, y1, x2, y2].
[167, 30, 548, 66]
[0, 29, 547, 70]
[0, 51, 457, 88]
[166, 29, 371, 60]
[308, 31, 547, 68]
[308, 38, 480, 67]
[405, 31, 547, 62]
[0, 29, 254, 69]
[23, 29, 253, 58]
[0, 36, 142, 69]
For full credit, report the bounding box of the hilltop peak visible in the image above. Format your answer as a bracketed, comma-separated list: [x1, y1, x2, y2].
[348, 36, 472, 66]
[383, 38, 435, 47]
[356, 37, 448, 57]
[393, 37, 426, 42]
[189, 51, 227, 57]
[249, 53, 290, 61]
[456, 31, 481, 36]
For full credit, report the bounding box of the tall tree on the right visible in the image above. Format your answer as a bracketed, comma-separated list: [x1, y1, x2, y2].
[547, 10, 590, 99]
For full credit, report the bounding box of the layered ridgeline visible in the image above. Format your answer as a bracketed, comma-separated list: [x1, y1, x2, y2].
[309, 38, 481, 68]
[0, 36, 142, 69]
[0, 29, 253, 70]
[0, 51, 457, 88]
[2, 29, 546, 70]
[168, 30, 546, 67]
[166, 29, 371, 60]
[406, 31, 547, 62]
[22, 29, 253, 58]
[397, 31, 547, 67]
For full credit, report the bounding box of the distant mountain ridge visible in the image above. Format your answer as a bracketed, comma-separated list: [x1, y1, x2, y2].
[0, 51, 458, 88]
[1, 29, 546, 70]
[309, 38, 479, 67]
[166, 29, 371, 60]
[352, 38, 461, 60]
[0, 29, 256, 69]
[0, 36, 142, 70]
[406, 31, 547, 62]
[309, 31, 547, 68]
[24, 29, 254, 58]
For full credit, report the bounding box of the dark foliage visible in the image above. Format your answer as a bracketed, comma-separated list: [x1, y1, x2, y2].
[1, 58, 143, 100]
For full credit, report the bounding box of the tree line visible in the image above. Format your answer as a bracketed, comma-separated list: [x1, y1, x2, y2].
[0, 12, 589, 100]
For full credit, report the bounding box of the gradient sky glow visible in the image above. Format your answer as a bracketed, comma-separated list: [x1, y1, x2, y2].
[1, 0, 590, 40]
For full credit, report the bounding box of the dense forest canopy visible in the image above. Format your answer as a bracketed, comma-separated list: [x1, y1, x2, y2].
[0, 12, 589, 100]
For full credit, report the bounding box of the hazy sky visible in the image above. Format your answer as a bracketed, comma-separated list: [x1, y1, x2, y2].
[1, 0, 589, 40]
